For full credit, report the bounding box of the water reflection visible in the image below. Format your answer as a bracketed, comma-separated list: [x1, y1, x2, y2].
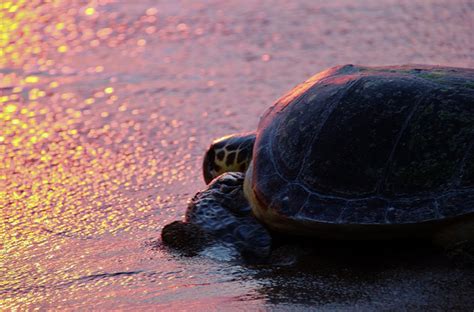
[1, 1, 187, 308]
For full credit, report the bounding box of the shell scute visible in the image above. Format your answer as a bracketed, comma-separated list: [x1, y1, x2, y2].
[438, 192, 474, 217]
[297, 195, 347, 222]
[383, 88, 474, 195]
[340, 198, 388, 224]
[252, 65, 474, 225]
[387, 199, 437, 223]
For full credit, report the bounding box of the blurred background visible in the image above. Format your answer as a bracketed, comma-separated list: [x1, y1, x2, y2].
[1, 0, 473, 310]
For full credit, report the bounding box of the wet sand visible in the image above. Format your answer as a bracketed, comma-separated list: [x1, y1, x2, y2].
[1, 0, 473, 310]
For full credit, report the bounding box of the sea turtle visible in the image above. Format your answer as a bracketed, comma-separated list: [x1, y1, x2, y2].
[162, 64, 474, 262]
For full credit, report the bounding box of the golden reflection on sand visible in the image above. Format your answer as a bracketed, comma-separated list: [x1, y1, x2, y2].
[0, 1, 183, 307]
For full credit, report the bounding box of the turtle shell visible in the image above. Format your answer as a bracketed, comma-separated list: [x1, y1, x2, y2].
[250, 65, 474, 232]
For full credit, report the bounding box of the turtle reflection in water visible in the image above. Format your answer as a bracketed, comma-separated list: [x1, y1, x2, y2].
[162, 65, 474, 264]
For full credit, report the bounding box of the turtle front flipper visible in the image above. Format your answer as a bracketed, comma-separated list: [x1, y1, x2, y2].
[162, 172, 272, 263]
[202, 133, 256, 184]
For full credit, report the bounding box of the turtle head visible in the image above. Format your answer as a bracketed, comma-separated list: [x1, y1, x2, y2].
[203, 132, 256, 184]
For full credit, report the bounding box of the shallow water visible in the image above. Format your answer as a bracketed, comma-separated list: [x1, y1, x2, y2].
[1, 0, 473, 310]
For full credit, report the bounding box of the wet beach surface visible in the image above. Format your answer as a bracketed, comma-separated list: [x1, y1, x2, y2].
[1, 0, 473, 310]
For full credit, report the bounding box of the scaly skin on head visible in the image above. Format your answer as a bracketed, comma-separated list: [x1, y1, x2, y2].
[202, 132, 256, 184]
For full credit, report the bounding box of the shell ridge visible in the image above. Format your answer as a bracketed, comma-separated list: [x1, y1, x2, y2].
[267, 92, 315, 182]
[435, 189, 474, 217]
[295, 77, 363, 182]
[375, 87, 432, 194]
[383, 205, 395, 224]
[433, 199, 442, 218]
[451, 137, 474, 188]
[296, 193, 311, 216]
[291, 162, 473, 204]
[335, 201, 351, 223]
[285, 186, 471, 224]
[268, 120, 290, 184]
